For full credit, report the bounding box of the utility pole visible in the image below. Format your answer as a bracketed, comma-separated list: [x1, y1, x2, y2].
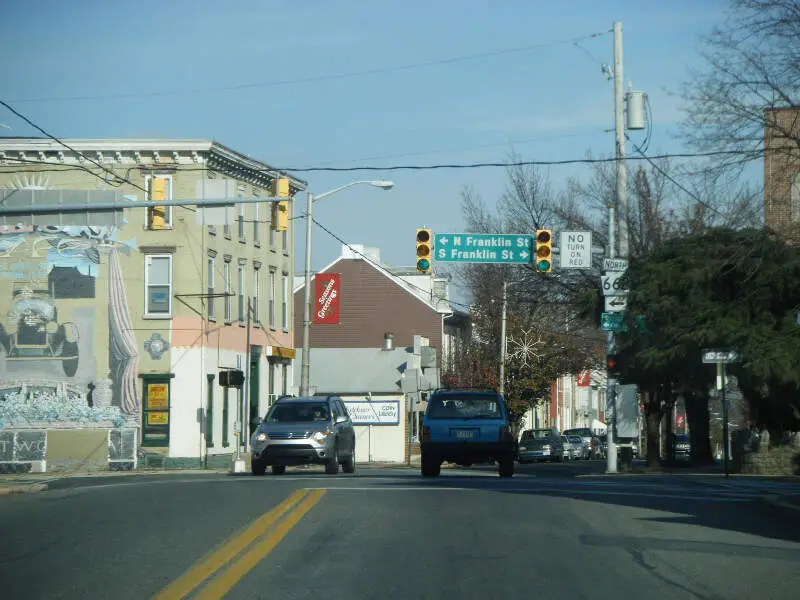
[244, 296, 252, 452]
[499, 279, 508, 395]
[605, 20, 627, 474]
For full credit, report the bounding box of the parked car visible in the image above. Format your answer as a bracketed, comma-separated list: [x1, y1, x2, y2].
[563, 427, 600, 460]
[250, 395, 356, 476]
[517, 428, 564, 463]
[568, 435, 590, 459]
[420, 389, 516, 478]
[673, 434, 691, 458]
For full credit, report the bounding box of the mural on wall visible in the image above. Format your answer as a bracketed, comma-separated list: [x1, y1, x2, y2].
[0, 220, 140, 431]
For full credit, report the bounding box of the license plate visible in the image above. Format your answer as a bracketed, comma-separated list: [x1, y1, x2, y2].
[454, 430, 475, 440]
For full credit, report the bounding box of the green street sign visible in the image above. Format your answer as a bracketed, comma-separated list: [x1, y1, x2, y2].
[434, 233, 533, 264]
[600, 312, 628, 332]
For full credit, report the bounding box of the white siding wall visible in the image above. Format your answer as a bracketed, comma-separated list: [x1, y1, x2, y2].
[169, 346, 277, 458]
[343, 393, 406, 463]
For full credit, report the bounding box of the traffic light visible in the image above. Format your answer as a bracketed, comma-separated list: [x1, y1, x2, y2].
[535, 229, 552, 273]
[219, 369, 245, 388]
[416, 228, 432, 273]
[271, 177, 290, 231]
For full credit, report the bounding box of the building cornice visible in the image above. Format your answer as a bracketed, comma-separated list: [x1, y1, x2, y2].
[0, 137, 307, 192]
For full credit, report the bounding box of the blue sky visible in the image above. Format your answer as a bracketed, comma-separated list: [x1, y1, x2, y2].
[0, 0, 735, 278]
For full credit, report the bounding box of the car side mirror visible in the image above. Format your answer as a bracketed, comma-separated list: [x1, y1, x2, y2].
[335, 415, 348, 425]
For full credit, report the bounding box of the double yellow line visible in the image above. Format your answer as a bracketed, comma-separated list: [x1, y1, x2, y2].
[154, 489, 325, 600]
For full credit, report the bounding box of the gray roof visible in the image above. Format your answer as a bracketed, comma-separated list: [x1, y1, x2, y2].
[296, 347, 414, 394]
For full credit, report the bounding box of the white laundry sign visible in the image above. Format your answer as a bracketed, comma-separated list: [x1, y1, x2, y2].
[343, 401, 400, 425]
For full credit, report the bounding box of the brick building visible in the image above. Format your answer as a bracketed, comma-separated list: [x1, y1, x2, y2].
[764, 106, 800, 244]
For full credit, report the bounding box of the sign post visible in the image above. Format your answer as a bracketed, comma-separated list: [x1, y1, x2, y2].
[702, 349, 741, 477]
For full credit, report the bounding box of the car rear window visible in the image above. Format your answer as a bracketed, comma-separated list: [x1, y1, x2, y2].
[426, 394, 503, 420]
[267, 403, 330, 423]
[521, 429, 555, 441]
[564, 428, 592, 437]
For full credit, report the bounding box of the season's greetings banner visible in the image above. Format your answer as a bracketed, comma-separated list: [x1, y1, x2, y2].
[314, 273, 340, 324]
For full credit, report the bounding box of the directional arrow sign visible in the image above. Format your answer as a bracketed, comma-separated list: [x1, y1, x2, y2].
[434, 233, 533, 264]
[604, 295, 628, 313]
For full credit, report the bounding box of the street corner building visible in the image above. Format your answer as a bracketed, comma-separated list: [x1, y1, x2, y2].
[0, 138, 305, 472]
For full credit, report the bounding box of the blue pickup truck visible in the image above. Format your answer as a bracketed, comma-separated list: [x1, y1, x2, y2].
[420, 389, 516, 478]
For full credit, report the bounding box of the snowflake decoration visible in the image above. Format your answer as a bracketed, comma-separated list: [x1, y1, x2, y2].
[506, 329, 545, 367]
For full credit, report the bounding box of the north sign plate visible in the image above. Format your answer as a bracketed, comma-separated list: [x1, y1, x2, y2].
[434, 233, 533, 264]
[603, 258, 629, 272]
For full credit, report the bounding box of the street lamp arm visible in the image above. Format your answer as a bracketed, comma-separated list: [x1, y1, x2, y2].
[298, 178, 394, 397]
[312, 180, 393, 203]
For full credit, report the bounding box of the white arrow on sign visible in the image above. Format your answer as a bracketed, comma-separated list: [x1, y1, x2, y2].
[519, 251, 529, 260]
[439, 237, 449, 245]
[605, 295, 627, 313]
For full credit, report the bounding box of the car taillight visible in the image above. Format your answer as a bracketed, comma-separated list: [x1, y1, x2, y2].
[499, 426, 513, 442]
[421, 426, 431, 442]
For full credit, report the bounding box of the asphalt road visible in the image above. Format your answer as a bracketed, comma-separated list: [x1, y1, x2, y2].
[1, 461, 799, 600]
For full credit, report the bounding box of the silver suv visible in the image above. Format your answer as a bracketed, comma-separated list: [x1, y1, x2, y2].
[250, 395, 356, 476]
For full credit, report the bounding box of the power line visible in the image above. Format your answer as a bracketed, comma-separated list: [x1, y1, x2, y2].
[278, 149, 756, 173]
[0, 100, 146, 193]
[9, 31, 611, 104]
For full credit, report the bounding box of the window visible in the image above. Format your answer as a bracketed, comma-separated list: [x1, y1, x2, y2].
[224, 260, 232, 323]
[238, 196, 246, 241]
[281, 273, 288, 331]
[238, 263, 246, 325]
[253, 200, 261, 244]
[144, 175, 173, 229]
[142, 378, 170, 446]
[269, 269, 276, 329]
[253, 266, 261, 326]
[207, 256, 215, 320]
[791, 173, 800, 223]
[145, 254, 172, 316]
[205, 374, 214, 448]
[222, 386, 230, 447]
[282, 228, 288, 253]
[282, 364, 288, 395]
[269, 214, 276, 249]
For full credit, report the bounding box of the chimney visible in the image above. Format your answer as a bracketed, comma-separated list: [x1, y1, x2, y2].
[383, 332, 394, 351]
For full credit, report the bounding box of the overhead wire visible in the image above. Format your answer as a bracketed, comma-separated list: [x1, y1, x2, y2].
[0, 100, 146, 193]
[8, 30, 612, 104]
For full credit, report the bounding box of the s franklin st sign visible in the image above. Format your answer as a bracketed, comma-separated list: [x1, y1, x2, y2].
[434, 233, 533, 264]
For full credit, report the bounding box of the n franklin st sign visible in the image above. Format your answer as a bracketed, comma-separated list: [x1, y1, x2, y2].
[434, 233, 533, 264]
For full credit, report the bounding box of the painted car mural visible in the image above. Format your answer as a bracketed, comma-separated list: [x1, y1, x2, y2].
[0, 290, 80, 376]
[0, 223, 141, 430]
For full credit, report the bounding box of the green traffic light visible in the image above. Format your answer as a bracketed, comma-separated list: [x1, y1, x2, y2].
[417, 258, 431, 271]
[536, 259, 551, 272]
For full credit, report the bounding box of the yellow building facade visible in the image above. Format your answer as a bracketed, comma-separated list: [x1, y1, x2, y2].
[0, 139, 303, 471]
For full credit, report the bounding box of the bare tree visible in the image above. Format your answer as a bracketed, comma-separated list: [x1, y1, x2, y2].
[678, 0, 800, 175]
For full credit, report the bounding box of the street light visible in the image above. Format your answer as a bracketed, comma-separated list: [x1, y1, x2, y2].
[299, 180, 394, 396]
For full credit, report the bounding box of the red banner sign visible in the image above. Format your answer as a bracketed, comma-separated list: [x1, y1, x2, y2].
[576, 370, 590, 387]
[314, 273, 340, 324]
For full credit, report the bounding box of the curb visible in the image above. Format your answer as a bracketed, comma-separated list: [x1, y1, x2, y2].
[0, 483, 48, 497]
